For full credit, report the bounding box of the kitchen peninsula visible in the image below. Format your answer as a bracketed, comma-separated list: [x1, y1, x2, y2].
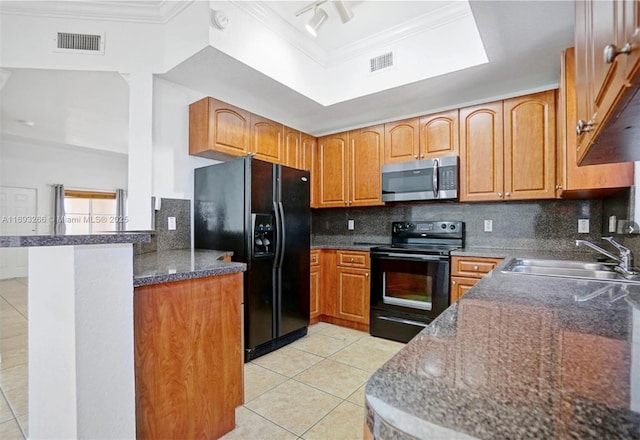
[0, 233, 247, 440]
[365, 256, 640, 439]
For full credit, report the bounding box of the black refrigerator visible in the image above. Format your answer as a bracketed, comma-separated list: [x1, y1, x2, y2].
[194, 156, 310, 362]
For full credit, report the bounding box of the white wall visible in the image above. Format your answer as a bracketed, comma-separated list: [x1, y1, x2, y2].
[0, 135, 128, 234]
[152, 77, 217, 200]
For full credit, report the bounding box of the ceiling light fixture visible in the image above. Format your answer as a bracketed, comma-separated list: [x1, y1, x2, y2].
[305, 7, 328, 37]
[295, 0, 354, 37]
[333, 0, 353, 24]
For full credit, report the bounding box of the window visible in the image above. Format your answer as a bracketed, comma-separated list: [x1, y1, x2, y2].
[64, 190, 117, 234]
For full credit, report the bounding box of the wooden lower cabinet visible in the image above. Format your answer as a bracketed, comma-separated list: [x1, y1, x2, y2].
[134, 273, 243, 439]
[312, 249, 370, 332]
[310, 250, 321, 323]
[450, 256, 503, 303]
[450, 276, 478, 303]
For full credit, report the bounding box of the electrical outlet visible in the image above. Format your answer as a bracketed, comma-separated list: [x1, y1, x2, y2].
[348, 219, 355, 231]
[578, 218, 589, 233]
[168, 217, 177, 231]
[484, 219, 493, 232]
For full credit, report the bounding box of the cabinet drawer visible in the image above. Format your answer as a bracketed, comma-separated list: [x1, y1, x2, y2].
[310, 250, 320, 267]
[337, 251, 370, 268]
[451, 256, 502, 278]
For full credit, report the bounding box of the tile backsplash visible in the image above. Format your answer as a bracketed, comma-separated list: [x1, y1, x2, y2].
[134, 198, 191, 254]
[312, 199, 612, 252]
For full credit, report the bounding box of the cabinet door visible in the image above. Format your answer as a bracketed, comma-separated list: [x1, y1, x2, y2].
[383, 118, 419, 164]
[459, 102, 504, 202]
[576, 0, 628, 164]
[189, 97, 250, 159]
[310, 265, 320, 321]
[419, 109, 459, 158]
[450, 276, 478, 304]
[250, 114, 283, 164]
[317, 133, 348, 207]
[283, 126, 300, 169]
[574, 0, 595, 155]
[349, 125, 384, 207]
[559, 48, 634, 194]
[336, 267, 370, 325]
[623, 0, 640, 83]
[503, 91, 557, 200]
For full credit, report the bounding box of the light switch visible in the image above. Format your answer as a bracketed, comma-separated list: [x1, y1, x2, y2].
[578, 218, 589, 233]
[168, 217, 176, 231]
[348, 219, 355, 230]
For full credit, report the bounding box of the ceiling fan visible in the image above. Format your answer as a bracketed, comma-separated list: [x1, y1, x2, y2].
[295, 0, 354, 36]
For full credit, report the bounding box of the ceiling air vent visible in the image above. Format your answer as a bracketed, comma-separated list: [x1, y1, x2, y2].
[54, 32, 105, 55]
[369, 51, 394, 73]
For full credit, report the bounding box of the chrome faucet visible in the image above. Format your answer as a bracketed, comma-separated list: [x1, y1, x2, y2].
[576, 237, 637, 275]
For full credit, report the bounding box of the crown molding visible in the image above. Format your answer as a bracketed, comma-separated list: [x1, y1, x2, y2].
[0, 0, 193, 24]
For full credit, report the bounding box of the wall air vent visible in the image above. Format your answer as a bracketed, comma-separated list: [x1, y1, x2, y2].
[369, 51, 394, 73]
[54, 32, 105, 55]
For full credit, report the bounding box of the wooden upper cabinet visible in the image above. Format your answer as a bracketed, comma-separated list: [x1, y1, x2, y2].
[250, 114, 283, 164]
[349, 125, 384, 207]
[459, 101, 504, 202]
[558, 47, 633, 197]
[317, 133, 349, 207]
[574, 0, 637, 165]
[283, 126, 300, 169]
[419, 109, 459, 158]
[384, 118, 419, 163]
[189, 97, 250, 160]
[383, 111, 459, 164]
[503, 90, 556, 200]
[624, 0, 640, 82]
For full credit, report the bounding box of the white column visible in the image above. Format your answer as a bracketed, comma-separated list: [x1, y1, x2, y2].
[126, 72, 154, 231]
[28, 244, 136, 439]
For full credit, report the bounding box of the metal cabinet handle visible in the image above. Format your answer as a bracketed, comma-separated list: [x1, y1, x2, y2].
[420, 154, 425, 159]
[414, 155, 418, 159]
[505, 192, 511, 197]
[473, 265, 479, 270]
[365, 272, 369, 277]
[576, 119, 594, 135]
[452, 280, 456, 285]
[498, 192, 503, 198]
[555, 184, 563, 190]
[604, 43, 632, 64]
[350, 257, 354, 262]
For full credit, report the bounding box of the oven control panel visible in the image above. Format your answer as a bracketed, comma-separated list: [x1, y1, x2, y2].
[392, 221, 462, 237]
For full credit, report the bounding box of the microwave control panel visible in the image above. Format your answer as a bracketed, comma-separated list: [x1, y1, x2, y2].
[439, 166, 458, 191]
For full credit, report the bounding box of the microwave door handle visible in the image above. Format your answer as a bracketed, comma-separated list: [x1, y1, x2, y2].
[432, 159, 439, 198]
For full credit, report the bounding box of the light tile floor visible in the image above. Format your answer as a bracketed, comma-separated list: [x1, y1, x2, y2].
[223, 322, 405, 440]
[0, 278, 405, 440]
[0, 277, 28, 440]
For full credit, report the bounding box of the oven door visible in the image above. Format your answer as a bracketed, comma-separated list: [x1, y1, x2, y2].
[370, 252, 450, 342]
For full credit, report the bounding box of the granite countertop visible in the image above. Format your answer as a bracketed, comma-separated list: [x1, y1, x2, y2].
[133, 249, 246, 287]
[0, 232, 151, 248]
[365, 258, 640, 439]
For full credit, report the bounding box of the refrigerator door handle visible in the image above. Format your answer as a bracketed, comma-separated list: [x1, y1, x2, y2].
[278, 201, 286, 267]
[273, 201, 282, 268]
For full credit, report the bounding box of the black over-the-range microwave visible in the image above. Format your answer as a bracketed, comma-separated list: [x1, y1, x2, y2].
[381, 155, 458, 202]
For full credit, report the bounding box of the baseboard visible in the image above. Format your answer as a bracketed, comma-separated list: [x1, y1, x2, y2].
[318, 315, 369, 332]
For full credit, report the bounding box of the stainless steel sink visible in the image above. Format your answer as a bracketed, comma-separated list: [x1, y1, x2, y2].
[500, 258, 639, 282]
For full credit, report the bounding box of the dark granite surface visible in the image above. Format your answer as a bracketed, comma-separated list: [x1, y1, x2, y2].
[0, 232, 151, 248]
[365, 259, 640, 439]
[133, 249, 246, 287]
